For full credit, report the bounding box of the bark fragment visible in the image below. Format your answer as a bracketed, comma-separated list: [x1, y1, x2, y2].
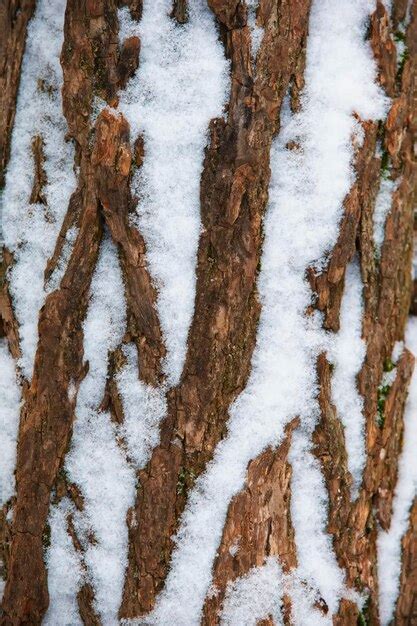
[396, 498, 417, 624]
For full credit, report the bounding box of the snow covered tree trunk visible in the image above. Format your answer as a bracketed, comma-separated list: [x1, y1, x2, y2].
[1, 1, 417, 625]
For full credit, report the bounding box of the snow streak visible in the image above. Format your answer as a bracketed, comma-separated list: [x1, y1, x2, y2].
[329, 259, 366, 497]
[220, 558, 337, 626]
[220, 558, 285, 626]
[2, 0, 75, 379]
[118, 0, 229, 384]
[378, 318, 417, 625]
[0, 341, 21, 506]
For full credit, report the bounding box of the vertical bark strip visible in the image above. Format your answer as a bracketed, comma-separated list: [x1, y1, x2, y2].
[120, 0, 312, 616]
[1, 0, 164, 621]
[93, 110, 165, 387]
[1, 163, 102, 625]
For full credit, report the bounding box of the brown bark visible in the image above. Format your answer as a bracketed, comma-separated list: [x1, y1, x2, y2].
[0, 0, 36, 188]
[1, 0, 417, 624]
[0, 1, 158, 623]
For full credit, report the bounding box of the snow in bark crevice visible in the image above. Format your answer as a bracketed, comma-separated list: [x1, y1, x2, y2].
[130, 1, 387, 624]
[377, 318, 417, 625]
[46, 236, 167, 625]
[220, 557, 343, 626]
[2, 0, 76, 380]
[118, 0, 229, 386]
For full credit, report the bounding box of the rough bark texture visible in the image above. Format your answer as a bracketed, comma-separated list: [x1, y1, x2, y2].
[1, 0, 417, 624]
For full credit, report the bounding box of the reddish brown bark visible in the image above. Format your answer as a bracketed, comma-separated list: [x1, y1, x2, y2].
[1, 0, 417, 623]
[0, 2, 159, 623]
[308, 3, 417, 624]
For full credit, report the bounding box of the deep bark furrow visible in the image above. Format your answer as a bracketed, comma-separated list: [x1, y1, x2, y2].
[120, 0, 312, 616]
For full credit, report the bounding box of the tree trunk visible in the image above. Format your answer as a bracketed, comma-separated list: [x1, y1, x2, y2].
[1, 0, 417, 624]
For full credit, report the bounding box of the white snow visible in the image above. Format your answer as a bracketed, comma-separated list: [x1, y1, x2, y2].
[289, 431, 347, 615]
[377, 318, 417, 625]
[46, 234, 168, 624]
[116, 344, 166, 470]
[329, 259, 366, 497]
[47, 237, 135, 625]
[220, 558, 334, 626]
[63, 237, 134, 626]
[0, 341, 21, 505]
[373, 177, 398, 254]
[2, 0, 76, 379]
[128, 1, 387, 624]
[44, 500, 83, 626]
[246, 0, 264, 58]
[118, 0, 229, 385]
[220, 558, 285, 626]
[45, 225, 79, 293]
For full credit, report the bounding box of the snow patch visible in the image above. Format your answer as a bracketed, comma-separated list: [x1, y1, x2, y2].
[220, 558, 285, 626]
[220, 558, 335, 626]
[373, 177, 398, 254]
[0, 341, 21, 505]
[47, 237, 134, 625]
[329, 259, 366, 497]
[45, 226, 79, 293]
[377, 317, 417, 625]
[118, 0, 229, 385]
[2, 0, 76, 379]
[65, 237, 134, 626]
[246, 1, 264, 58]
[289, 430, 347, 614]
[129, 1, 386, 624]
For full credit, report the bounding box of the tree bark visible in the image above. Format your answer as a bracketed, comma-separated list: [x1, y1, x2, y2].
[1, 0, 417, 624]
